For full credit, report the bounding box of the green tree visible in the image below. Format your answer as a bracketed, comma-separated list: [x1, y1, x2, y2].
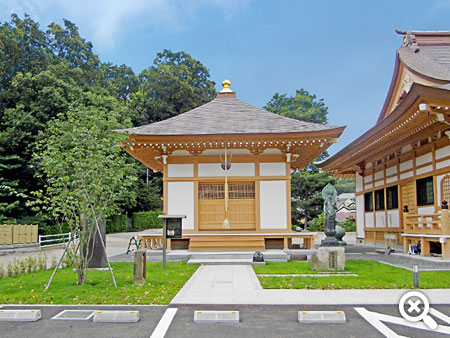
[291, 167, 334, 229]
[265, 88, 334, 228]
[130, 49, 216, 125]
[32, 104, 137, 285]
[100, 63, 139, 101]
[335, 178, 355, 194]
[264, 89, 329, 124]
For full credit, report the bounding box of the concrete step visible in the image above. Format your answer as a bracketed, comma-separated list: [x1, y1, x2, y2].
[144, 249, 289, 262]
[186, 258, 265, 265]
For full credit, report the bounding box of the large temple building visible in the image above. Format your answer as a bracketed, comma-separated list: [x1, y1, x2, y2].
[119, 80, 344, 250]
[322, 31, 450, 258]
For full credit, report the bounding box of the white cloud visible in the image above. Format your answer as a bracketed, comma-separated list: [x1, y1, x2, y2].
[0, 0, 252, 50]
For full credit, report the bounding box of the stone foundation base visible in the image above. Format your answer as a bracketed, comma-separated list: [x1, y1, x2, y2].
[310, 246, 345, 271]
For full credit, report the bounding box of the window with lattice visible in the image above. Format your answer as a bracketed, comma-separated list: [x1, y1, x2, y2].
[199, 184, 224, 199]
[442, 175, 450, 204]
[199, 183, 255, 200]
[229, 183, 255, 199]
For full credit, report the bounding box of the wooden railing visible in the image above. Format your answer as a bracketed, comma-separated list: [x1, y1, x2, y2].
[403, 202, 450, 236]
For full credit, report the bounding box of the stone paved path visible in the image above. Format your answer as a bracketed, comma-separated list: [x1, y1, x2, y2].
[170, 264, 450, 305]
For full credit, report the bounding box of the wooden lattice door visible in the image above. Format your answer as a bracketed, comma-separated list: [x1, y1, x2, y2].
[198, 182, 256, 230]
[442, 175, 450, 205]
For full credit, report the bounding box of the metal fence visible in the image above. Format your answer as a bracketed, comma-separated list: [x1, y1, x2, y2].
[38, 232, 77, 247]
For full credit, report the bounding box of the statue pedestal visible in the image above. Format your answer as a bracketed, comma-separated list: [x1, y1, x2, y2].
[310, 247, 345, 271]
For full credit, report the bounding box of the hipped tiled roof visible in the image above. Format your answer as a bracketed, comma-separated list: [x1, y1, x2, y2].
[399, 45, 450, 81]
[118, 97, 340, 136]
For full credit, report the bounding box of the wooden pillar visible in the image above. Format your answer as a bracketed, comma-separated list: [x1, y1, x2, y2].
[403, 236, 410, 253]
[421, 238, 430, 256]
[442, 206, 449, 235]
[402, 205, 410, 232]
[442, 239, 450, 259]
[402, 205, 409, 253]
[283, 237, 289, 249]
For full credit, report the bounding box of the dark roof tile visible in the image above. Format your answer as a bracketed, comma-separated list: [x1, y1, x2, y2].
[118, 97, 340, 135]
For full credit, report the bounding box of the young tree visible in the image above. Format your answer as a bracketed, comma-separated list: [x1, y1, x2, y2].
[33, 104, 136, 285]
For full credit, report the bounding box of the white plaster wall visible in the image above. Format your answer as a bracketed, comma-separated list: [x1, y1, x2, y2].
[167, 164, 193, 177]
[387, 210, 400, 228]
[374, 171, 384, 180]
[364, 175, 373, 183]
[365, 163, 373, 169]
[262, 148, 283, 155]
[418, 206, 436, 227]
[356, 195, 365, 238]
[375, 212, 386, 228]
[437, 159, 450, 170]
[170, 150, 190, 156]
[418, 206, 436, 215]
[416, 152, 432, 166]
[260, 181, 287, 229]
[416, 164, 433, 175]
[365, 213, 374, 227]
[355, 174, 363, 193]
[386, 166, 397, 176]
[386, 176, 398, 184]
[400, 171, 413, 180]
[260, 162, 286, 176]
[365, 183, 373, 190]
[402, 144, 413, 154]
[400, 160, 413, 172]
[436, 145, 450, 160]
[167, 182, 194, 230]
[374, 180, 384, 187]
[198, 163, 254, 177]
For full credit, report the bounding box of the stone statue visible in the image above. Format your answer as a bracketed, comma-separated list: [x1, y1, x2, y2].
[321, 183, 339, 246]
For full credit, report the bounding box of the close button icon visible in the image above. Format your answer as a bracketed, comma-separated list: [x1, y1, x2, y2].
[399, 291, 438, 329]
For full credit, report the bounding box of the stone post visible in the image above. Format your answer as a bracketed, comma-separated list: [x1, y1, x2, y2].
[133, 250, 146, 285]
[87, 218, 107, 269]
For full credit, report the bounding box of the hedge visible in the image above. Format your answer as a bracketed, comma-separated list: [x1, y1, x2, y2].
[106, 214, 128, 233]
[106, 210, 164, 233]
[133, 210, 163, 231]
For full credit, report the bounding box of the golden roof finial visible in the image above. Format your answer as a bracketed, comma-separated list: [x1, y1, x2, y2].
[220, 79, 233, 93]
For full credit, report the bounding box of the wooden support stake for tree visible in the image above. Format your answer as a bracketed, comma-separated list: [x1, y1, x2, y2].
[44, 232, 75, 292]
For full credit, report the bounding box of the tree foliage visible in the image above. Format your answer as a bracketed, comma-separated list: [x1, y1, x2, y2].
[264, 89, 328, 124]
[0, 15, 216, 225]
[291, 168, 335, 228]
[32, 105, 137, 284]
[130, 49, 216, 125]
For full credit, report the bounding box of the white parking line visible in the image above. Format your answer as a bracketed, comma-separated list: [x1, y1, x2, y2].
[354, 308, 406, 338]
[430, 308, 450, 324]
[354, 307, 450, 337]
[150, 308, 178, 338]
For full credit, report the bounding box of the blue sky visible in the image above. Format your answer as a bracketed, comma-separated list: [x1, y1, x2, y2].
[1, 0, 450, 155]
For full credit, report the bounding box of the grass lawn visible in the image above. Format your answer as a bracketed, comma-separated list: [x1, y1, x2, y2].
[254, 260, 450, 289]
[0, 262, 197, 305]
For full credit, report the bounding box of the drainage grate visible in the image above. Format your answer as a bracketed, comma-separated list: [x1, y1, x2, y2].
[92, 310, 139, 323]
[52, 310, 94, 321]
[298, 311, 346, 324]
[0, 309, 41, 322]
[194, 311, 239, 323]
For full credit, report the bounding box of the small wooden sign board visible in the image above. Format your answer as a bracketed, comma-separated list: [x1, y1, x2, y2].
[158, 215, 186, 269]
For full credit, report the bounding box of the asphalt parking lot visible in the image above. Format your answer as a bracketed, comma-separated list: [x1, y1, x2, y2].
[1, 304, 449, 338]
